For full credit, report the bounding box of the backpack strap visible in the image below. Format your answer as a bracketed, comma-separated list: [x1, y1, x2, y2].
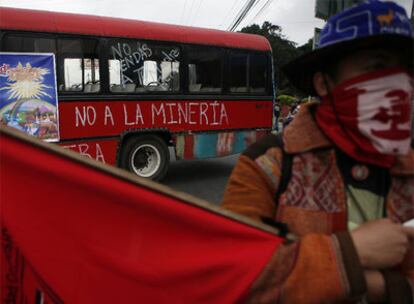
[268, 133, 293, 237]
[242, 132, 293, 204]
[274, 133, 293, 205]
[242, 132, 293, 236]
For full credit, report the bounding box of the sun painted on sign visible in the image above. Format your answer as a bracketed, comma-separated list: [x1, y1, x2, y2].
[0, 53, 59, 142]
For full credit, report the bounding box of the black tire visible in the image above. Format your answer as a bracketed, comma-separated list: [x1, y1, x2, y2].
[120, 135, 170, 181]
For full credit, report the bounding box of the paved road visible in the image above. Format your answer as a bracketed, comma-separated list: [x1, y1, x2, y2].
[161, 154, 239, 206]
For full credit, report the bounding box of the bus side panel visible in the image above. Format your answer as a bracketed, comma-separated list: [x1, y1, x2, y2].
[58, 100, 272, 139]
[174, 130, 269, 160]
[59, 138, 119, 165]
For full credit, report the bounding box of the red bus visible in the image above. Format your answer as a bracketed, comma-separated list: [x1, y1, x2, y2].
[0, 7, 274, 180]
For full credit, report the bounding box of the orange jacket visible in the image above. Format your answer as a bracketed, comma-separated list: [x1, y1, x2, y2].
[221, 103, 414, 303]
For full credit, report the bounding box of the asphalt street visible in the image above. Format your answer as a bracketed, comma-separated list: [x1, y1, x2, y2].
[161, 154, 239, 206]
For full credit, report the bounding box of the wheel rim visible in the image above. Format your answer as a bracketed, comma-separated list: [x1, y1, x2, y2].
[130, 144, 161, 178]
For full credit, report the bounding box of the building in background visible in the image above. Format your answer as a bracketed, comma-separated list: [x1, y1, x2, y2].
[314, 0, 364, 48]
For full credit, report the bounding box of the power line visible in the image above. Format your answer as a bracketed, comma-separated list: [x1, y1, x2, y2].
[249, 0, 262, 15]
[226, 0, 251, 30]
[227, 0, 253, 31]
[220, 0, 239, 27]
[185, 0, 198, 25]
[180, 0, 189, 23]
[190, 0, 204, 26]
[227, 0, 259, 31]
[248, 0, 273, 25]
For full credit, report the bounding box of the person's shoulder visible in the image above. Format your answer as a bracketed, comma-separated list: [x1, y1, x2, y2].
[242, 133, 283, 160]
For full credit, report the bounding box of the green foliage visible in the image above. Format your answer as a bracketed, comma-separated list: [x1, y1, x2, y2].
[240, 22, 313, 97]
[277, 94, 296, 106]
[297, 38, 313, 55]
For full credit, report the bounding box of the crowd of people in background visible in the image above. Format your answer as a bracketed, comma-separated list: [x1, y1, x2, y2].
[273, 98, 306, 131]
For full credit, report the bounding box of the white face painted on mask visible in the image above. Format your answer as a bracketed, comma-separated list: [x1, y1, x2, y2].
[348, 72, 413, 155]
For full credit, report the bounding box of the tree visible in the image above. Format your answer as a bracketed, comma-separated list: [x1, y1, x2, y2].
[297, 38, 313, 55]
[278, 94, 297, 106]
[240, 22, 312, 97]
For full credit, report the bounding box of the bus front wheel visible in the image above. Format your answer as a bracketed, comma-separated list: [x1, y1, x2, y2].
[121, 135, 169, 181]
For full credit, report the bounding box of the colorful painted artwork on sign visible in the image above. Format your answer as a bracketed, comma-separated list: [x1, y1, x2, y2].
[0, 53, 59, 142]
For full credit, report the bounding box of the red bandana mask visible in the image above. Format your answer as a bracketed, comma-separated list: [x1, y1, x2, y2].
[316, 68, 413, 168]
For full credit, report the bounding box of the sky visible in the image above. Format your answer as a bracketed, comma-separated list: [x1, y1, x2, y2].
[1, 0, 413, 46]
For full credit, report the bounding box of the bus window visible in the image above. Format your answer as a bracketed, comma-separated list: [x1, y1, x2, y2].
[58, 38, 100, 93]
[84, 58, 100, 93]
[108, 40, 180, 93]
[229, 52, 268, 94]
[83, 39, 100, 93]
[2, 34, 56, 53]
[187, 46, 222, 93]
[249, 53, 268, 94]
[63, 58, 82, 91]
[229, 53, 248, 93]
[109, 59, 122, 86]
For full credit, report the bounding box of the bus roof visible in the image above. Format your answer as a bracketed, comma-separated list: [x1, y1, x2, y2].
[0, 7, 272, 52]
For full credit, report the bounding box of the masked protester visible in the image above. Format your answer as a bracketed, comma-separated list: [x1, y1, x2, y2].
[221, 1, 414, 303]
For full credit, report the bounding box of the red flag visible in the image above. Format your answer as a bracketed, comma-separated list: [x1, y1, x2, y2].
[0, 127, 284, 303]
